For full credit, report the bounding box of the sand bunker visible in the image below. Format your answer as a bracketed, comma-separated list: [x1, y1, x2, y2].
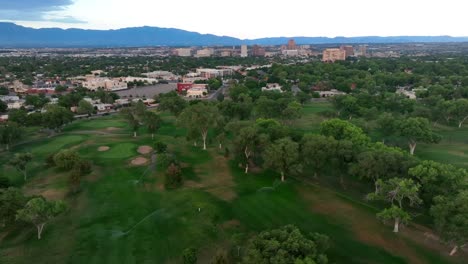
[131, 157, 148, 166]
[137, 145, 153, 155]
[98, 146, 110, 152]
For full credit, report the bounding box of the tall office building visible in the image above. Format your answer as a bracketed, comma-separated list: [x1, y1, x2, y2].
[287, 39, 297, 50]
[240, 45, 248, 57]
[340, 45, 354, 57]
[252, 45, 266, 57]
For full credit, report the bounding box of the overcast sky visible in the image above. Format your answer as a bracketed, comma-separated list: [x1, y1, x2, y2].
[0, 0, 466, 39]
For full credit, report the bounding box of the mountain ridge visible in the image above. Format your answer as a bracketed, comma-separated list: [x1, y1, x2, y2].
[1, 22, 467, 47]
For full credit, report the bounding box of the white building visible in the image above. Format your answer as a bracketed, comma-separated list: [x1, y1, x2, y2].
[142, 71, 178, 80]
[82, 77, 128, 91]
[196, 48, 214, 58]
[318, 89, 346, 98]
[175, 48, 192, 57]
[186, 86, 208, 98]
[261, 83, 283, 92]
[196, 68, 233, 79]
[241, 45, 248, 57]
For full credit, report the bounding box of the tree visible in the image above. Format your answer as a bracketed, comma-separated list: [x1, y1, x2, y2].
[42, 105, 74, 132]
[368, 178, 422, 233]
[182, 247, 197, 264]
[0, 122, 23, 150]
[55, 85, 68, 93]
[232, 125, 261, 174]
[451, 98, 468, 128]
[398, 117, 441, 155]
[0, 176, 11, 189]
[53, 150, 81, 170]
[143, 111, 161, 139]
[0, 86, 9, 95]
[69, 160, 92, 193]
[0, 188, 28, 228]
[377, 205, 411, 233]
[120, 107, 140, 137]
[16, 197, 67, 240]
[282, 101, 303, 124]
[331, 95, 359, 120]
[320, 118, 370, 147]
[376, 112, 397, 143]
[0, 100, 7, 113]
[242, 225, 329, 264]
[157, 91, 187, 116]
[263, 138, 301, 182]
[178, 103, 221, 150]
[154, 141, 167, 154]
[9, 153, 33, 181]
[350, 143, 414, 193]
[25, 94, 50, 108]
[408, 160, 467, 205]
[7, 109, 28, 125]
[301, 134, 337, 178]
[430, 191, 468, 256]
[77, 99, 94, 116]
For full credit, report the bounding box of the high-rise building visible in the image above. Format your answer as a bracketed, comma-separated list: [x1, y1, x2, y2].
[340, 45, 354, 57]
[287, 39, 297, 50]
[322, 48, 346, 62]
[252, 45, 266, 57]
[175, 48, 192, 57]
[358, 45, 367, 57]
[240, 45, 248, 57]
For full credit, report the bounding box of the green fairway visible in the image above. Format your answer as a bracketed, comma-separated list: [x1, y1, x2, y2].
[0, 107, 464, 264]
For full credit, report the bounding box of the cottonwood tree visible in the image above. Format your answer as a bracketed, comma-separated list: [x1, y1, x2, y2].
[233, 125, 265, 173]
[9, 153, 33, 181]
[430, 191, 468, 256]
[397, 117, 441, 155]
[408, 160, 467, 205]
[320, 118, 370, 147]
[350, 143, 414, 193]
[242, 225, 329, 264]
[282, 101, 303, 124]
[178, 103, 221, 150]
[53, 150, 81, 170]
[143, 111, 161, 139]
[16, 197, 67, 240]
[368, 178, 422, 233]
[301, 134, 337, 178]
[120, 107, 140, 137]
[452, 98, 468, 128]
[263, 138, 301, 182]
[157, 91, 187, 116]
[42, 105, 74, 132]
[0, 122, 23, 150]
[0, 188, 28, 228]
[76, 99, 94, 116]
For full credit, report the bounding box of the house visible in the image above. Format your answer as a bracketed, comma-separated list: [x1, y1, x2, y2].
[261, 83, 283, 92]
[0, 115, 8, 122]
[396, 88, 417, 99]
[318, 89, 346, 98]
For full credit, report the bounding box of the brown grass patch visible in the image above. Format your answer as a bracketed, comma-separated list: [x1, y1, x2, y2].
[105, 127, 121, 131]
[137, 145, 153, 155]
[185, 151, 237, 201]
[97, 146, 110, 152]
[221, 219, 241, 229]
[131, 156, 148, 166]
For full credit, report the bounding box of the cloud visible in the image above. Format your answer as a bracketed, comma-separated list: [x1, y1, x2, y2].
[0, 0, 85, 24]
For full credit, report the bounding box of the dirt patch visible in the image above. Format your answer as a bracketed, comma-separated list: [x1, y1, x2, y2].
[131, 156, 149, 166]
[221, 219, 241, 229]
[185, 152, 237, 201]
[26, 188, 66, 201]
[105, 127, 121, 131]
[98, 146, 110, 152]
[138, 145, 153, 155]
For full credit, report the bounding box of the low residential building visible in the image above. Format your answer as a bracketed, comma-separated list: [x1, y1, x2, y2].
[396, 88, 417, 99]
[82, 77, 128, 91]
[175, 48, 192, 57]
[196, 68, 233, 79]
[261, 83, 283, 92]
[0, 115, 8, 122]
[142, 71, 178, 80]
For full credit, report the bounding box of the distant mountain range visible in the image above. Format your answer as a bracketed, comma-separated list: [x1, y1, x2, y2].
[1, 22, 468, 47]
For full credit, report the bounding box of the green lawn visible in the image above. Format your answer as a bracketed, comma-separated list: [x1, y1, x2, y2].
[0, 107, 464, 264]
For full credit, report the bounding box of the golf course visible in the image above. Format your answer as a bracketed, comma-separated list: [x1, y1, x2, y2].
[0, 102, 466, 264]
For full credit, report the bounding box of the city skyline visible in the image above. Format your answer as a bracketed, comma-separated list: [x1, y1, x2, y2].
[0, 0, 467, 39]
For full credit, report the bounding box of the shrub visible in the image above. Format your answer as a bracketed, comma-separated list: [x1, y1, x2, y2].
[164, 163, 183, 189]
